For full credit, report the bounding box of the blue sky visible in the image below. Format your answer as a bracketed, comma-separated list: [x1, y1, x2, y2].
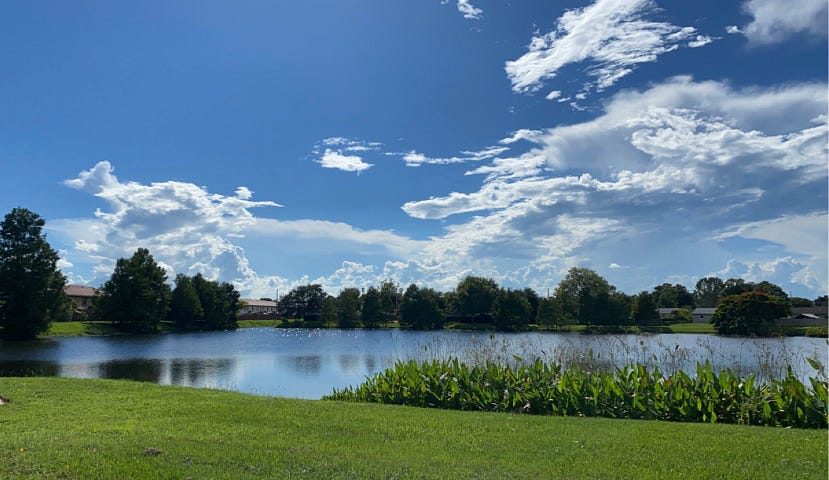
[1, 0, 826, 299]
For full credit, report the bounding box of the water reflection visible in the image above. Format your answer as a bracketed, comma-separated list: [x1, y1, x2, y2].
[286, 355, 322, 375]
[98, 359, 163, 383]
[170, 358, 234, 387]
[0, 328, 825, 399]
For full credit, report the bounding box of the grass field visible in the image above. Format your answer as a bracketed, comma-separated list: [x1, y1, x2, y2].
[0, 377, 825, 479]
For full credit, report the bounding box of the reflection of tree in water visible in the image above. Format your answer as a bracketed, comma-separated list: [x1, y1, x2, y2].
[287, 355, 321, 375]
[0, 360, 60, 377]
[364, 355, 376, 376]
[98, 359, 163, 383]
[170, 358, 234, 387]
[338, 354, 360, 374]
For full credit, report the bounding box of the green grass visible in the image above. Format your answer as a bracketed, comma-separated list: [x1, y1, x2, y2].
[0, 378, 826, 479]
[663, 322, 716, 334]
[236, 319, 279, 328]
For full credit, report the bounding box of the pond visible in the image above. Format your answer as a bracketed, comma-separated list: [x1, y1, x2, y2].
[0, 328, 825, 399]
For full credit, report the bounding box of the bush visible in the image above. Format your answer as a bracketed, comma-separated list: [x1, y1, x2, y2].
[326, 359, 828, 429]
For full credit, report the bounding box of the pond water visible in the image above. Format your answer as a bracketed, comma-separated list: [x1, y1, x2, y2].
[0, 328, 825, 399]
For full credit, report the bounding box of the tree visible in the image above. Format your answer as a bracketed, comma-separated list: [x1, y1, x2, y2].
[400, 284, 443, 330]
[96, 248, 171, 333]
[337, 288, 361, 328]
[169, 274, 203, 330]
[536, 297, 565, 330]
[191, 274, 240, 331]
[631, 291, 659, 328]
[693, 277, 724, 307]
[814, 295, 827, 307]
[652, 283, 693, 308]
[789, 297, 813, 307]
[554, 267, 614, 326]
[521, 288, 540, 323]
[711, 291, 790, 336]
[320, 297, 337, 327]
[360, 286, 383, 329]
[279, 284, 327, 320]
[455, 276, 499, 320]
[493, 289, 531, 331]
[0, 208, 68, 340]
[378, 280, 402, 325]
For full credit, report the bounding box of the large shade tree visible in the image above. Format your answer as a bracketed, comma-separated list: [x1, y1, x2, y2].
[96, 248, 171, 333]
[711, 291, 789, 336]
[0, 208, 68, 340]
[455, 276, 499, 320]
[554, 267, 615, 326]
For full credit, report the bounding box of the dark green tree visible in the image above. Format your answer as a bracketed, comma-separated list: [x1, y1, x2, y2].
[493, 289, 531, 331]
[279, 284, 326, 320]
[360, 286, 383, 328]
[455, 276, 499, 320]
[652, 283, 694, 308]
[711, 291, 790, 336]
[320, 296, 338, 327]
[96, 248, 171, 333]
[789, 297, 813, 307]
[378, 280, 402, 325]
[693, 277, 724, 307]
[0, 208, 68, 340]
[631, 291, 659, 327]
[554, 267, 614, 326]
[536, 297, 565, 329]
[191, 274, 239, 331]
[169, 274, 204, 330]
[337, 288, 361, 328]
[521, 287, 540, 322]
[400, 284, 443, 330]
[815, 295, 828, 306]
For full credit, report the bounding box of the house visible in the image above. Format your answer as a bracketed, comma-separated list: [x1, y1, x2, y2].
[239, 299, 278, 316]
[657, 308, 681, 319]
[64, 284, 98, 314]
[776, 306, 828, 328]
[691, 307, 716, 323]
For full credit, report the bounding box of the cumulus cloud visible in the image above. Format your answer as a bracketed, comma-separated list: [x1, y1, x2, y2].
[505, 0, 707, 100]
[739, 0, 828, 44]
[59, 161, 288, 294]
[318, 149, 373, 173]
[401, 77, 828, 295]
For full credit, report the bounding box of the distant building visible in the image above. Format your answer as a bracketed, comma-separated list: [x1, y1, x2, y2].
[64, 284, 98, 318]
[691, 307, 716, 323]
[239, 299, 278, 316]
[776, 306, 828, 328]
[657, 308, 681, 319]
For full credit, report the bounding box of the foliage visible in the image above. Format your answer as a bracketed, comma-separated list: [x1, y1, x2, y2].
[360, 286, 383, 328]
[336, 288, 361, 328]
[378, 279, 402, 324]
[554, 267, 615, 326]
[652, 283, 694, 308]
[400, 284, 444, 330]
[95, 248, 171, 333]
[667, 308, 693, 323]
[815, 295, 828, 306]
[711, 291, 790, 336]
[190, 274, 240, 331]
[789, 296, 814, 307]
[805, 326, 828, 338]
[493, 289, 531, 331]
[520, 288, 540, 322]
[278, 284, 327, 320]
[0, 208, 68, 340]
[3, 377, 826, 479]
[631, 291, 659, 327]
[454, 275, 499, 319]
[168, 274, 204, 330]
[327, 359, 828, 429]
[320, 296, 337, 327]
[693, 277, 724, 308]
[536, 297, 565, 329]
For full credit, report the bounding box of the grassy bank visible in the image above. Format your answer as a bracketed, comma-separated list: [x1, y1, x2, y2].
[0, 377, 825, 479]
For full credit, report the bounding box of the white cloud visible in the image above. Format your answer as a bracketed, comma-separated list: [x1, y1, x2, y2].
[399, 78, 828, 295]
[318, 149, 373, 173]
[505, 0, 701, 98]
[457, 0, 483, 20]
[235, 186, 253, 200]
[687, 35, 717, 48]
[399, 145, 509, 167]
[725, 25, 742, 34]
[740, 0, 828, 44]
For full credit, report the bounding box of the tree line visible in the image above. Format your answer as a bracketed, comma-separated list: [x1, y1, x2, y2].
[0, 207, 822, 340]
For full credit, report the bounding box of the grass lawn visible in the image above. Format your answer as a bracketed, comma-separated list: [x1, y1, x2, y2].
[0, 377, 825, 479]
[665, 322, 716, 334]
